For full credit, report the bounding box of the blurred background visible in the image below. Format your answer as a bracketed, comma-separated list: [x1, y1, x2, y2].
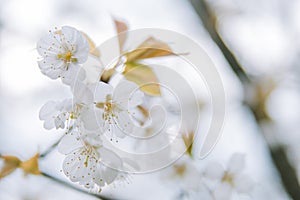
[0, 0, 299, 199]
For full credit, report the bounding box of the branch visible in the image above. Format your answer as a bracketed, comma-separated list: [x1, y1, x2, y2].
[39, 135, 64, 158]
[189, 0, 300, 199]
[41, 171, 114, 200]
[189, 0, 250, 84]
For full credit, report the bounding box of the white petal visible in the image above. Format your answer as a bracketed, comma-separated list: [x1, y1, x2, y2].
[43, 118, 55, 130]
[94, 109, 106, 132]
[93, 169, 105, 187]
[235, 174, 254, 193]
[83, 133, 102, 147]
[114, 111, 134, 136]
[39, 101, 57, 120]
[213, 182, 232, 200]
[63, 152, 80, 180]
[38, 60, 64, 80]
[72, 80, 93, 105]
[58, 134, 82, 154]
[94, 82, 113, 102]
[95, 148, 122, 185]
[101, 166, 119, 184]
[62, 26, 89, 63]
[62, 99, 73, 112]
[98, 147, 122, 170]
[54, 115, 66, 129]
[204, 162, 225, 180]
[82, 56, 103, 84]
[228, 153, 245, 174]
[112, 126, 126, 138]
[113, 80, 143, 108]
[80, 108, 100, 131]
[38, 57, 62, 70]
[78, 157, 98, 184]
[61, 26, 78, 44]
[61, 64, 85, 86]
[129, 90, 144, 108]
[37, 32, 60, 56]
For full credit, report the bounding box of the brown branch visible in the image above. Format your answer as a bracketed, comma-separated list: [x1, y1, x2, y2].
[39, 135, 64, 158]
[189, 0, 300, 199]
[189, 0, 250, 84]
[41, 171, 114, 200]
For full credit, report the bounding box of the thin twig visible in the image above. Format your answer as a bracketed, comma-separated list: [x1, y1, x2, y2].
[41, 171, 113, 200]
[39, 135, 64, 158]
[189, 0, 300, 199]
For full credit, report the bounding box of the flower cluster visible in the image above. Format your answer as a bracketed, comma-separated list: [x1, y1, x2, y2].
[163, 153, 254, 200]
[37, 26, 144, 190]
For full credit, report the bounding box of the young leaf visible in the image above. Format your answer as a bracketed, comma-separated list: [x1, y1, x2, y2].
[0, 155, 21, 179]
[81, 32, 101, 58]
[123, 62, 161, 96]
[100, 68, 116, 83]
[125, 37, 173, 62]
[182, 131, 194, 157]
[114, 19, 128, 51]
[20, 153, 41, 175]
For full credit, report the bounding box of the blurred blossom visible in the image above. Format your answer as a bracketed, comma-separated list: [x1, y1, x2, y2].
[204, 154, 254, 200]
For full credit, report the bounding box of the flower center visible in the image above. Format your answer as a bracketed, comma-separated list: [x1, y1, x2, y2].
[57, 51, 78, 63]
[96, 95, 116, 115]
[222, 171, 234, 186]
[174, 164, 187, 177]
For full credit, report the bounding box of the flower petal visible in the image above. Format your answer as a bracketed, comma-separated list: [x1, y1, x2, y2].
[204, 162, 224, 180]
[114, 111, 134, 137]
[94, 82, 113, 102]
[113, 80, 144, 108]
[43, 118, 55, 130]
[213, 182, 232, 200]
[235, 174, 254, 193]
[98, 147, 122, 171]
[58, 133, 82, 154]
[228, 153, 245, 174]
[72, 80, 93, 105]
[39, 101, 57, 120]
[62, 64, 86, 86]
[80, 108, 101, 131]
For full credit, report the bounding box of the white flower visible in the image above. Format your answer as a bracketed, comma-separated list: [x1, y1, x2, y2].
[39, 81, 97, 131]
[93, 80, 144, 138]
[39, 99, 72, 130]
[58, 131, 123, 189]
[204, 154, 254, 200]
[71, 80, 103, 132]
[163, 155, 202, 191]
[37, 26, 89, 85]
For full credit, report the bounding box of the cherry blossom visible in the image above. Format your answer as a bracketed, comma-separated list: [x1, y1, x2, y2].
[204, 154, 254, 200]
[93, 80, 144, 138]
[163, 155, 202, 191]
[37, 26, 89, 85]
[39, 81, 97, 131]
[58, 131, 123, 190]
[39, 99, 72, 130]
